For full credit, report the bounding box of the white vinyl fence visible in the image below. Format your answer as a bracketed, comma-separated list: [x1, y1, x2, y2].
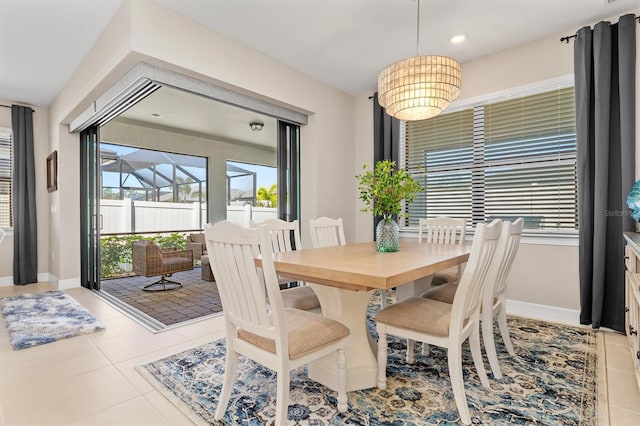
[100, 199, 277, 234]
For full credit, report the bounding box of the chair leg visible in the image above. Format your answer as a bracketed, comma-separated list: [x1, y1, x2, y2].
[448, 344, 472, 425]
[377, 331, 388, 389]
[142, 275, 183, 291]
[336, 346, 348, 412]
[380, 290, 387, 309]
[469, 325, 490, 388]
[421, 342, 430, 356]
[275, 366, 290, 425]
[497, 306, 515, 356]
[482, 310, 502, 380]
[214, 349, 239, 420]
[406, 339, 415, 364]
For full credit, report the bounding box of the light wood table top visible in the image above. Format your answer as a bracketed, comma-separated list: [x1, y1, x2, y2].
[270, 239, 471, 292]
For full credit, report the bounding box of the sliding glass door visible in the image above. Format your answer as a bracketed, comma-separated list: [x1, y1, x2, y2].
[80, 125, 101, 290]
[277, 121, 300, 222]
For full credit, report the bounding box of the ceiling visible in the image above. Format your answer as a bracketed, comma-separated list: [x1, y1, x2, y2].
[111, 86, 277, 148]
[2, 0, 640, 149]
[1, 0, 638, 107]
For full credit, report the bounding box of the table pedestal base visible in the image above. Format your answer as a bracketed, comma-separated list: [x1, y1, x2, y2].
[395, 275, 434, 301]
[308, 285, 378, 392]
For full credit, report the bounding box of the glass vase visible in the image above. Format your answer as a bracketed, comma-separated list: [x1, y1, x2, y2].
[376, 216, 400, 252]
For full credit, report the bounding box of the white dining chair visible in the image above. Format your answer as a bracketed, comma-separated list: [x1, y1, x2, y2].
[418, 217, 467, 286]
[309, 216, 390, 308]
[0, 228, 5, 244]
[480, 218, 523, 378]
[204, 221, 350, 424]
[252, 218, 321, 313]
[375, 219, 502, 425]
[309, 216, 346, 248]
[421, 218, 524, 380]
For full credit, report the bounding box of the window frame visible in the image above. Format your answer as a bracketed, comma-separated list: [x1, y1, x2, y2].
[0, 126, 12, 232]
[400, 74, 578, 242]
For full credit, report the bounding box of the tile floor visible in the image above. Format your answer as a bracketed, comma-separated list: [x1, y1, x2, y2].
[0, 282, 638, 425]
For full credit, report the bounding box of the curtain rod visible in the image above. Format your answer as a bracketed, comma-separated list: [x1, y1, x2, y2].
[0, 104, 35, 112]
[560, 15, 639, 43]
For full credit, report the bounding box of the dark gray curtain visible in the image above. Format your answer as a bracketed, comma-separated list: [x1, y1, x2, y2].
[372, 93, 400, 234]
[12, 105, 38, 285]
[575, 14, 636, 331]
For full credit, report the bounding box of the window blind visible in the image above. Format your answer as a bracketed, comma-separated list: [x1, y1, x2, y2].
[404, 86, 576, 230]
[0, 128, 12, 228]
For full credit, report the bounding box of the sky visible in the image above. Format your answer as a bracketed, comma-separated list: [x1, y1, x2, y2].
[99, 143, 277, 191]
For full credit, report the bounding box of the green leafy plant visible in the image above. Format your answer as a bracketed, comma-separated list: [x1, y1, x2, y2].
[100, 232, 189, 279]
[356, 160, 423, 219]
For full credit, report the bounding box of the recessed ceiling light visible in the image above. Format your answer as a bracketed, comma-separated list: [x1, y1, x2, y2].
[449, 34, 467, 44]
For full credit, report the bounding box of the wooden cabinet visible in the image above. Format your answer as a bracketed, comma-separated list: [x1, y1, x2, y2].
[623, 232, 640, 392]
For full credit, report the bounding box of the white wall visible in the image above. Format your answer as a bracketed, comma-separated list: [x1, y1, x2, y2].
[355, 14, 640, 315]
[46, 0, 356, 285]
[8, 0, 634, 315]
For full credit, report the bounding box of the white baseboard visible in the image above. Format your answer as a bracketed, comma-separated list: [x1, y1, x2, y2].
[506, 299, 580, 327]
[0, 273, 80, 288]
[57, 277, 81, 289]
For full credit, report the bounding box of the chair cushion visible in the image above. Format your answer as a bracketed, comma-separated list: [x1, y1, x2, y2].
[431, 266, 459, 286]
[281, 286, 321, 311]
[420, 283, 458, 304]
[190, 233, 205, 245]
[238, 308, 349, 360]
[375, 297, 452, 336]
[159, 257, 193, 274]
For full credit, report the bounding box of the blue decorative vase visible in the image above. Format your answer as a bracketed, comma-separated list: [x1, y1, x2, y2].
[376, 216, 400, 252]
[627, 179, 640, 221]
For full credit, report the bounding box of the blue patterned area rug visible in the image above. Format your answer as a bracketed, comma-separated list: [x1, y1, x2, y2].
[138, 292, 598, 425]
[0, 290, 104, 350]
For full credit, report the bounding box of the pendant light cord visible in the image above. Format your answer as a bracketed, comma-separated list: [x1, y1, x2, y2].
[416, 0, 421, 56]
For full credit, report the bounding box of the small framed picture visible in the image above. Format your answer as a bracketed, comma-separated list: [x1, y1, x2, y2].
[47, 151, 57, 192]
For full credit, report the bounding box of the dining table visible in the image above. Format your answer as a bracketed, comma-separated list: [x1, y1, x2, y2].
[270, 238, 471, 392]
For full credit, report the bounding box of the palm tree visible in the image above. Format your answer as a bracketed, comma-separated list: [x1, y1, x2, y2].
[175, 177, 194, 202]
[257, 184, 277, 207]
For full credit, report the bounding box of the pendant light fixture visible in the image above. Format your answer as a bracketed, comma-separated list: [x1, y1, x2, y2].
[377, 0, 461, 121]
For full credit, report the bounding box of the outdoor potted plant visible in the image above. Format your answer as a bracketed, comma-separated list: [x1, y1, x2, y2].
[356, 160, 423, 252]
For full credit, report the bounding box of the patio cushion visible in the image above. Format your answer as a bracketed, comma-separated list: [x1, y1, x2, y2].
[190, 233, 205, 245]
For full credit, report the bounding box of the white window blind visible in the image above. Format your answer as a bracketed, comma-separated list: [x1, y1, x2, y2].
[0, 128, 12, 228]
[404, 86, 577, 231]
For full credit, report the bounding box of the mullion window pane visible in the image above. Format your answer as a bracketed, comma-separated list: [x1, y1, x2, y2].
[403, 85, 577, 231]
[484, 163, 577, 229]
[0, 128, 12, 228]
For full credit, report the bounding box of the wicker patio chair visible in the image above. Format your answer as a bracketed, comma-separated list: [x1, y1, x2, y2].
[132, 240, 193, 291]
[186, 232, 207, 260]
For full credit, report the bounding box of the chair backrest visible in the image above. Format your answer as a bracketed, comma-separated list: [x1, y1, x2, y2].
[486, 218, 524, 301]
[251, 218, 301, 254]
[450, 219, 502, 330]
[132, 240, 162, 276]
[309, 217, 346, 248]
[204, 221, 286, 347]
[418, 217, 466, 244]
[188, 233, 205, 245]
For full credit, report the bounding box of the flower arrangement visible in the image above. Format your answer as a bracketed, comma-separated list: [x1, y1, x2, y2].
[356, 160, 423, 220]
